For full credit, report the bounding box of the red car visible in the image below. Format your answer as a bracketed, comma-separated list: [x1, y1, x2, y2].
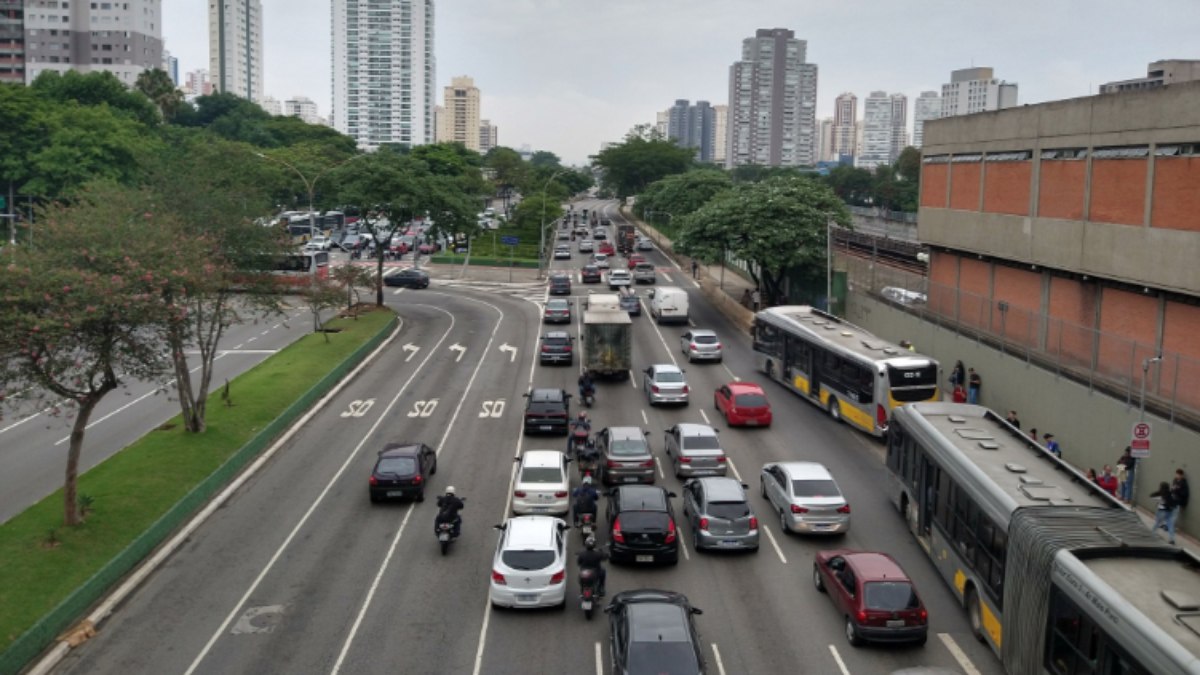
[713, 382, 772, 427]
[813, 550, 928, 647]
[598, 241, 616, 256]
[626, 253, 646, 269]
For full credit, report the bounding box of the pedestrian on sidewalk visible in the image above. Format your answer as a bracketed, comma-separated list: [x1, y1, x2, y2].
[1171, 468, 1189, 532]
[1086, 468, 1099, 483]
[691, 259, 699, 279]
[751, 288, 761, 312]
[949, 361, 965, 389]
[1096, 466, 1119, 496]
[1006, 410, 1021, 429]
[1117, 447, 1136, 502]
[1151, 481, 1179, 545]
[967, 368, 982, 404]
[952, 384, 967, 403]
[741, 288, 752, 309]
[1043, 433, 1061, 458]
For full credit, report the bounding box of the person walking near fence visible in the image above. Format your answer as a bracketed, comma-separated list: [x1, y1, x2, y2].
[691, 260, 699, 279]
[1171, 469, 1189, 538]
[1006, 410, 1021, 429]
[967, 368, 982, 405]
[1043, 433, 1061, 458]
[751, 288, 761, 312]
[1096, 466, 1119, 496]
[1117, 447, 1136, 502]
[949, 361, 965, 389]
[741, 289, 752, 309]
[1152, 481, 1179, 545]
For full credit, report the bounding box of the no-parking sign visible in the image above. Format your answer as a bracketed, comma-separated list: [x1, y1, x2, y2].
[1131, 422, 1152, 458]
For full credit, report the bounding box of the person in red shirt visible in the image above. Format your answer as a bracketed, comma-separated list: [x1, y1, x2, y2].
[1096, 465, 1119, 496]
[952, 384, 967, 403]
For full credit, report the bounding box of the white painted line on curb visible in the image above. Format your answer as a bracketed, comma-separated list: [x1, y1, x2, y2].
[594, 641, 603, 675]
[726, 457, 743, 483]
[711, 644, 727, 675]
[829, 644, 851, 675]
[676, 527, 691, 560]
[939, 633, 983, 675]
[699, 409, 710, 425]
[722, 363, 739, 381]
[760, 523, 788, 565]
[655, 456, 665, 480]
[640, 409, 649, 426]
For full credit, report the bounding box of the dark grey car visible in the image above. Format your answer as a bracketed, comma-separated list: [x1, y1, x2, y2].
[596, 426, 654, 485]
[664, 423, 727, 478]
[681, 477, 759, 551]
[539, 331, 574, 365]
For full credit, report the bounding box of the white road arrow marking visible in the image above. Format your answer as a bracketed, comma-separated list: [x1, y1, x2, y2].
[449, 343, 467, 362]
[499, 344, 518, 362]
[402, 343, 420, 362]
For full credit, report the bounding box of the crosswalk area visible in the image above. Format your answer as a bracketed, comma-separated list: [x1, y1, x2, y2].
[428, 278, 548, 304]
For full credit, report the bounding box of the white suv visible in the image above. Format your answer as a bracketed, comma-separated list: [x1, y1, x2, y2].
[489, 516, 569, 609]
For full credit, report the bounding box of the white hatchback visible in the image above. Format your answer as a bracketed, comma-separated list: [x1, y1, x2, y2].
[489, 516, 570, 609]
[512, 450, 571, 516]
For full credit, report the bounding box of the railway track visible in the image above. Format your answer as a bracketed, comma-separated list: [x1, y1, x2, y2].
[834, 230, 929, 274]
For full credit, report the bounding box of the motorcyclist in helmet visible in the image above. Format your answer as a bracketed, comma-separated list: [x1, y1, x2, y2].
[435, 486, 464, 537]
[578, 370, 596, 402]
[568, 411, 591, 455]
[571, 475, 599, 527]
[576, 535, 608, 596]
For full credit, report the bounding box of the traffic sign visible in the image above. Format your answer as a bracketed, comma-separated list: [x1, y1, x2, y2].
[1130, 421, 1152, 458]
[500, 235, 519, 246]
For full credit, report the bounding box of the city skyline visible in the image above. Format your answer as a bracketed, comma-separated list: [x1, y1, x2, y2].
[160, 0, 1200, 164]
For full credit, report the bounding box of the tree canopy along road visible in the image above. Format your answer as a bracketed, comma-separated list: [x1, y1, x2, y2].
[53, 200, 1000, 675]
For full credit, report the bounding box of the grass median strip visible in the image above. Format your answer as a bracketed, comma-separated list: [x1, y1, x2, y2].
[0, 308, 395, 653]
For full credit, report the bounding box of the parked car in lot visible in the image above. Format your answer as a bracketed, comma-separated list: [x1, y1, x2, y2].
[523, 388, 570, 434]
[680, 329, 722, 363]
[618, 289, 641, 316]
[489, 516, 570, 609]
[643, 364, 689, 405]
[761, 462, 851, 535]
[539, 331, 574, 365]
[607, 590, 706, 674]
[548, 272, 572, 295]
[632, 262, 657, 284]
[578, 239, 595, 253]
[606, 484, 679, 565]
[383, 268, 430, 289]
[595, 426, 654, 485]
[581, 264, 602, 284]
[607, 269, 632, 289]
[512, 450, 571, 516]
[368, 442, 437, 503]
[813, 550, 928, 646]
[682, 477, 758, 551]
[714, 382, 772, 427]
[543, 298, 572, 323]
[554, 245, 572, 260]
[663, 423, 727, 478]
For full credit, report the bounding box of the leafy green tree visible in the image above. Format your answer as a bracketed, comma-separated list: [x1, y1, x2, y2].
[529, 151, 561, 169]
[0, 183, 206, 525]
[0, 84, 53, 196]
[263, 115, 357, 155]
[510, 192, 564, 232]
[25, 104, 159, 198]
[135, 67, 184, 122]
[484, 146, 527, 197]
[30, 70, 159, 126]
[634, 170, 732, 222]
[823, 165, 876, 206]
[411, 142, 483, 177]
[895, 146, 921, 183]
[592, 136, 694, 199]
[676, 177, 850, 304]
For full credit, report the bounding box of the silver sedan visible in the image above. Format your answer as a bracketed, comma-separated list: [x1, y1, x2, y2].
[643, 364, 688, 405]
[760, 461, 851, 535]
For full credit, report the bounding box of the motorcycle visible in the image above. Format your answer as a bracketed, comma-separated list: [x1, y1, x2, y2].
[579, 567, 600, 620]
[435, 500, 465, 555]
[577, 447, 600, 482]
[579, 512, 596, 542]
[582, 387, 595, 408]
[569, 429, 590, 458]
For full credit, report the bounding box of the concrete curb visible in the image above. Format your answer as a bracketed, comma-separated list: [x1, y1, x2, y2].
[7, 314, 401, 675]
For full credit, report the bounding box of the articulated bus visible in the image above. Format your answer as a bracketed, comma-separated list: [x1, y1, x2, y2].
[751, 306, 939, 436]
[887, 402, 1199, 675]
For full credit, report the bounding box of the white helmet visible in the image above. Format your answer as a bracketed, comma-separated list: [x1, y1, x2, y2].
[585, 536, 597, 549]
[445, 486, 456, 496]
[582, 476, 593, 485]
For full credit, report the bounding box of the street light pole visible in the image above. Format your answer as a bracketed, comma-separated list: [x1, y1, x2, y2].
[826, 219, 834, 314]
[538, 169, 566, 280]
[1133, 355, 1163, 504]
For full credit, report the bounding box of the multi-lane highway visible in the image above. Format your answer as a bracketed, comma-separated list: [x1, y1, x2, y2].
[0, 304, 318, 524]
[52, 200, 1003, 674]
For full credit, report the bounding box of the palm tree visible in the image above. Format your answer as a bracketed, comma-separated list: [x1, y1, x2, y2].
[135, 68, 184, 122]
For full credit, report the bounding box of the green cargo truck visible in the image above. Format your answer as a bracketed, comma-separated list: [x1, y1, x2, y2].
[582, 307, 632, 379]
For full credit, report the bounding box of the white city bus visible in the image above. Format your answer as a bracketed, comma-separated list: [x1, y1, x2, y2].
[751, 306, 939, 436]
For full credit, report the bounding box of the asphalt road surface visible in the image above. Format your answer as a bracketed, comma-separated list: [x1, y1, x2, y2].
[53, 200, 1003, 675]
[0, 303, 318, 524]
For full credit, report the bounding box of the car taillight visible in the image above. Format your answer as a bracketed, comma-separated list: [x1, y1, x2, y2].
[564, 345, 573, 351]
[698, 517, 709, 531]
[876, 404, 888, 428]
[369, 475, 378, 486]
[715, 343, 722, 349]
[682, 385, 689, 394]
[651, 385, 660, 393]
[550, 570, 565, 585]
[412, 475, 422, 485]
[791, 504, 808, 514]
[679, 456, 692, 463]
[514, 490, 527, 498]
[837, 504, 851, 514]
[749, 516, 759, 530]
[554, 491, 568, 498]
[541, 345, 550, 352]
[640, 459, 654, 468]
[607, 459, 619, 468]
[689, 343, 698, 350]
[612, 517, 625, 543]
[492, 570, 507, 585]
[717, 456, 727, 463]
[856, 610, 867, 624]
[665, 519, 677, 543]
[918, 608, 928, 623]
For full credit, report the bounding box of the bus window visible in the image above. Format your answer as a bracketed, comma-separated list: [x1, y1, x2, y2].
[753, 321, 783, 359]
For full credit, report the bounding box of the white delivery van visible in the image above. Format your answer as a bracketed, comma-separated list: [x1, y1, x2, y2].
[649, 287, 689, 325]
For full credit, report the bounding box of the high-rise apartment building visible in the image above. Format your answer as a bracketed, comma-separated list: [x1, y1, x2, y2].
[888, 93, 908, 162]
[479, 120, 498, 153]
[260, 96, 282, 116]
[436, 75, 481, 151]
[184, 69, 213, 97]
[285, 96, 321, 125]
[667, 99, 717, 162]
[164, 50, 178, 86]
[831, 92, 857, 161]
[333, 0, 436, 151]
[857, 91, 893, 169]
[817, 117, 835, 163]
[1100, 59, 1200, 94]
[725, 28, 819, 168]
[209, 0, 263, 102]
[912, 90, 941, 148]
[22, 0, 163, 85]
[940, 67, 1017, 118]
[655, 109, 669, 139]
[0, 0, 25, 84]
[712, 104, 727, 164]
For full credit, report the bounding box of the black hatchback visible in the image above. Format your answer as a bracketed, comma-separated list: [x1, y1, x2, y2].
[368, 442, 437, 503]
[383, 268, 430, 289]
[523, 388, 571, 434]
[606, 485, 679, 565]
[606, 590, 706, 675]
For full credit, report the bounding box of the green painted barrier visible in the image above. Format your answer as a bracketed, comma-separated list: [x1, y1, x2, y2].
[0, 315, 398, 675]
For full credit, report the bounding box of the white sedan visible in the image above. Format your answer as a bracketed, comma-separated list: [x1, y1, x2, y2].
[489, 516, 569, 609]
[591, 253, 610, 269]
[512, 450, 570, 516]
[607, 269, 632, 289]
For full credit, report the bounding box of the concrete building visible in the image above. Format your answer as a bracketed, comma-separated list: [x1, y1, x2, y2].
[479, 119, 498, 153]
[912, 90, 941, 148]
[818, 117, 835, 163]
[436, 75, 481, 151]
[164, 50, 178, 86]
[655, 109, 669, 139]
[889, 93, 908, 163]
[725, 28, 819, 168]
[1100, 59, 1200, 94]
[332, 0, 436, 151]
[284, 96, 320, 124]
[857, 91, 893, 169]
[0, 0, 25, 84]
[21, 0, 163, 86]
[260, 96, 282, 116]
[940, 67, 1017, 118]
[712, 104, 727, 164]
[832, 92, 857, 162]
[667, 99, 717, 163]
[209, 0, 263, 102]
[183, 69, 212, 97]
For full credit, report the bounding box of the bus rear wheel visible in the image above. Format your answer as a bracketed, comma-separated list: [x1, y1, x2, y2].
[828, 397, 842, 423]
[966, 588, 985, 643]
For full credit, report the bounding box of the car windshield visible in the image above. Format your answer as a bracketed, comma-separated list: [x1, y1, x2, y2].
[520, 467, 563, 483]
[693, 335, 718, 344]
[630, 603, 690, 642]
[655, 371, 684, 383]
[734, 394, 768, 407]
[376, 456, 417, 475]
[610, 438, 648, 456]
[544, 336, 570, 346]
[706, 501, 750, 519]
[547, 301, 568, 310]
[501, 549, 556, 571]
[683, 435, 721, 450]
[863, 581, 920, 611]
[792, 479, 840, 497]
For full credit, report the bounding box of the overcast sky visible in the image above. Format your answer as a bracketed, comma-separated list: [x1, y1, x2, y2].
[164, 1, 1199, 165]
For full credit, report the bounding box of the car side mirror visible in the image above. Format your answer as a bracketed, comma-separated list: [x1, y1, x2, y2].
[643, 430, 651, 436]
[522, 392, 531, 398]
[741, 483, 749, 490]
[667, 492, 677, 498]
[493, 524, 505, 531]
[565, 457, 573, 464]
[513, 456, 520, 462]
[691, 608, 704, 615]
